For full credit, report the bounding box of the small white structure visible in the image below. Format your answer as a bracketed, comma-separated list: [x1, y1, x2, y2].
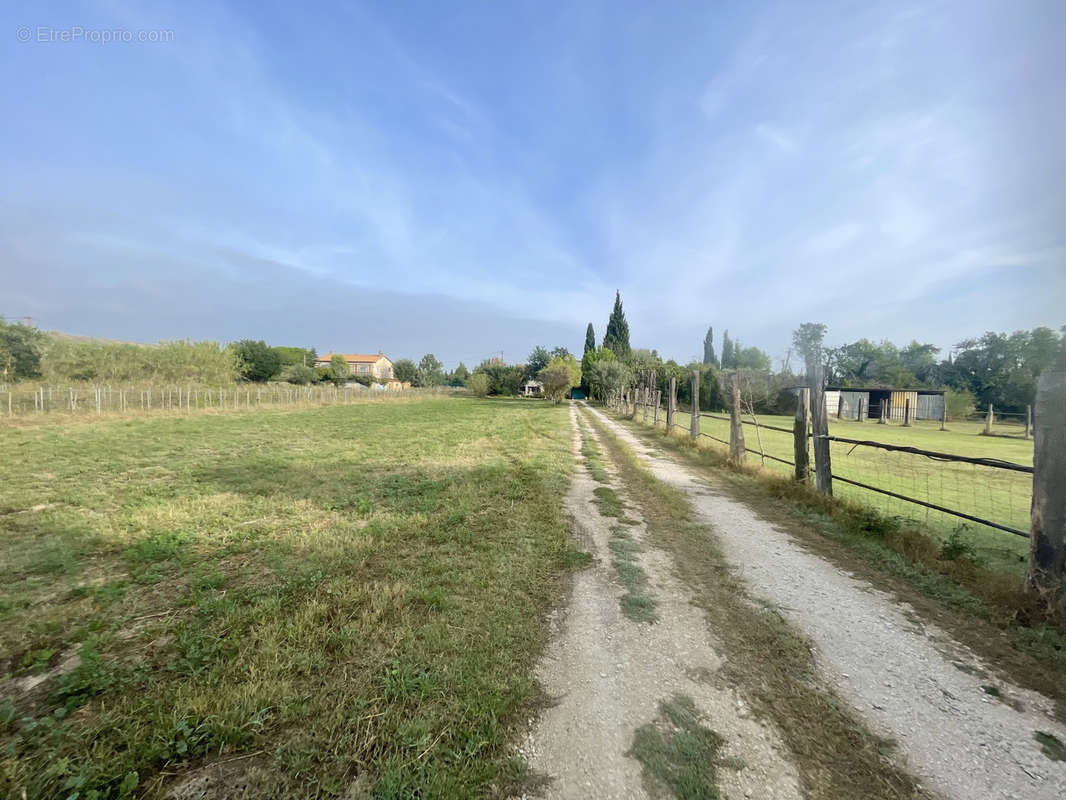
[522, 380, 542, 397]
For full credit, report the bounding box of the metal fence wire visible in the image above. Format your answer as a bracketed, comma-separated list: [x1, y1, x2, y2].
[636, 399, 1032, 544]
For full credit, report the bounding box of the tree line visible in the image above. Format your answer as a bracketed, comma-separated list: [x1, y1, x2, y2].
[576, 293, 1064, 418]
[790, 323, 1065, 416]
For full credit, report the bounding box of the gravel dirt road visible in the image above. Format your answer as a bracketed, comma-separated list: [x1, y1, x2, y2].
[518, 404, 802, 799]
[581, 403, 1066, 800]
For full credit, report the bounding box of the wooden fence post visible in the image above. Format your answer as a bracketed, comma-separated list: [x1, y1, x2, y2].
[642, 383, 649, 423]
[857, 397, 864, 423]
[690, 370, 700, 440]
[985, 403, 994, 434]
[940, 401, 947, 431]
[729, 375, 745, 464]
[1028, 369, 1065, 600]
[794, 388, 810, 482]
[653, 390, 661, 426]
[879, 402, 887, 425]
[837, 394, 844, 419]
[810, 365, 832, 495]
[667, 377, 676, 431]
[629, 387, 638, 420]
[1025, 404, 1032, 439]
[902, 398, 911, 427]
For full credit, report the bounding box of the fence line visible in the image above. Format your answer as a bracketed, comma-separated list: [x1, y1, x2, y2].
[1, 382, 460, 420]
[605, 388, 1033, 542]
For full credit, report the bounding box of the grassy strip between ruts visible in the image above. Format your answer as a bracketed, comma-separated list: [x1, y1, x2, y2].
[630, 694, 725, 800]
[0, 397, 578, 799]
[608, 409, 1066, 718]
[583, 409, 924, 800]
[580, 423, 657, 623]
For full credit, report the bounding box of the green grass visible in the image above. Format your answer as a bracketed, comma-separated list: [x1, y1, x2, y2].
[578, 421, 611, 483]
[1035, 731, 1066, 762]
[656, 411, 1033, 576]
[0, 397, 576, 799]
[609, 526, 658, 623]
[630, 694, 722, 799]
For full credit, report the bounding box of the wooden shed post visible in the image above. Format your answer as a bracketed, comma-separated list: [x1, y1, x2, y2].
[810, 365, 833, 495]
[857, 397, 864, 423]
[729, 375, 746, 464]
[902, 398, 911, 427]
[690, 370, 700, 440]
[1028, 369, 1066, 600]
[667, 377, 676, 431]
[879, 401, 887, 424]
[794, 388, 810, 483]
[836, 394, 844, 419]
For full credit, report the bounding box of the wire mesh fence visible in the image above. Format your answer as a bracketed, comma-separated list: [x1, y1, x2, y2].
[621, 393, 1033, 569]
[0, 382, 460, 420]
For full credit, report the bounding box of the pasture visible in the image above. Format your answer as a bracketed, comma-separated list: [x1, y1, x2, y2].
[665, 412, 1033, 575]
[0, 398, 575, 798]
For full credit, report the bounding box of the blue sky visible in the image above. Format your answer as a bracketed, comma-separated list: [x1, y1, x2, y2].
[2, 0, 1063, 368]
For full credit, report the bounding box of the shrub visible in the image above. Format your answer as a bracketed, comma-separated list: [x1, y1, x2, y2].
[281, 363, 314, 385]
[234, 340, 281, 382]
[945, 388, 977, 421]
[467, 373, 490, 397]
[539, 366, 573, 404]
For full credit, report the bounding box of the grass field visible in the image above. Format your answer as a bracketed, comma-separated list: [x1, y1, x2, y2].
[659, 411, 1033, 575]
[0, 397, 576, 799]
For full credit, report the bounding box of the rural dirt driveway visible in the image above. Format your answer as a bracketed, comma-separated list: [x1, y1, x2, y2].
[519, 404, 801, 799]
[559, 402, 1066, 800]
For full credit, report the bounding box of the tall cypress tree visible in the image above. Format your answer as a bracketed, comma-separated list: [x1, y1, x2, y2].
[602, 291, 631, 359]
[703, 326, 716, 366]
[721, 330, 734, 369]
[584, 323, 596, 356]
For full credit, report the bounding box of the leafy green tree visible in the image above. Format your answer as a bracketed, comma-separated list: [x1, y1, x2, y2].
[417, 353, 444, 386]
[273, 346, 316, 369]
[328, 354, 350, 386]
[393, 359, 418, 384]
[449, 362, 470, 386]
[702, 326, 717, 366]
[602, 290, 631, 359]
[0, 321, 44, 381]
[473, 360, 524, 395]
[526, 346, 551, 378]
[944, 388, 976, 421]
[235, 340, 282, 382]
[538, 353, 580, 405]
[734, 345, 771, 371]
[581, 345, 614, 394]
[585, 358, 632, 403]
